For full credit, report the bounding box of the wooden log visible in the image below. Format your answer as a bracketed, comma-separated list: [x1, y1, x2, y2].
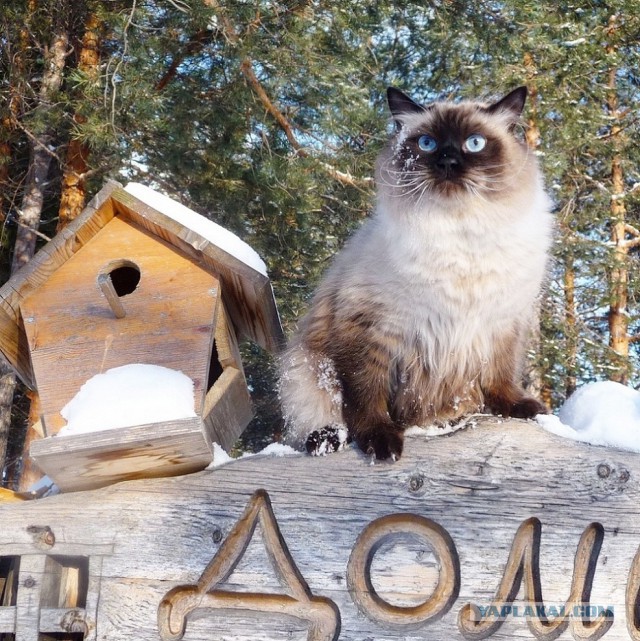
[2, 420, 640, 640]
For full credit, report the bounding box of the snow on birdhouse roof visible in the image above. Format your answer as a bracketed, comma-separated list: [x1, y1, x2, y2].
[123, 183, 267, 277]
[0, 181, 283, 389]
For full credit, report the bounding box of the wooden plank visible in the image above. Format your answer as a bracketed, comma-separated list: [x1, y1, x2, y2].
[0, 606, 16, 632]
[20, 217, 218, 429]
[0, 182, 121, 388]
[39, 607, 88, 634]
[202, 367, 253, 451]
[214, 300, 243, 370]
[111, 189, 284, 353]
[29, 418, 212, 492]
[28, 329, 216, 433]
[4, 420, 640, 639]
[84, 555, 102, 641]
[0, 304, 34, 387]
[15, 554, 46, 641]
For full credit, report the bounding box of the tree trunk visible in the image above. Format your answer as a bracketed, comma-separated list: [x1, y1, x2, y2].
[0, 120, 11, 216]
[523, 53, 541, 149]
[0, 0, 37, 487]
[605, 16, 629, 384]
[521, 53, 550, 407]
[3, 27, 68, 488]
[11, 30, 69, 273]
[0, 363, 17, 485]
[563, 255, 577, 397]
[0, 120, 16, 476]
[57, 13, 100, 231]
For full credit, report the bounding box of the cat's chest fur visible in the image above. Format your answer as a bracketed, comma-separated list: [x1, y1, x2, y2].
[337, 190, 551, 338]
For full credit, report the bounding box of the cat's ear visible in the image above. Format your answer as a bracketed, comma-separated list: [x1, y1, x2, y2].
[486, 86, 528, 118]
[387, 87, 426, 118]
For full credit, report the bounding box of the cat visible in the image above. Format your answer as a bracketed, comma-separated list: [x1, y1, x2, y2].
[279, 85, 553, 461]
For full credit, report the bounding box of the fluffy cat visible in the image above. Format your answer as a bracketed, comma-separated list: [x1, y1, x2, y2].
[279, 86, 553, 461]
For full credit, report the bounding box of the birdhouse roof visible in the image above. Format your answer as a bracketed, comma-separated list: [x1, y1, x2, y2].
[0, 181, 283, 388]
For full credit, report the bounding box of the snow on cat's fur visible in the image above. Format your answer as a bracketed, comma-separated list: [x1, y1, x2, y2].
[279, 86, 554, 460]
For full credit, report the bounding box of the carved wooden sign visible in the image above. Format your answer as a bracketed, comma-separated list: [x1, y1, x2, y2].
[1, 419, 640, 640]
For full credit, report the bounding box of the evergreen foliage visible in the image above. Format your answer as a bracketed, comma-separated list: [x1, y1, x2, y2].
[1, 0, 639, 459]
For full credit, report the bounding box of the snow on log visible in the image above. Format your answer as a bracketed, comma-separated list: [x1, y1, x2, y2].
[1, 419, 640, 640]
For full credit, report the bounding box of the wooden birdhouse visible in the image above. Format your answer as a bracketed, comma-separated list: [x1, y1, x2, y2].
[0, 182, 283, 492]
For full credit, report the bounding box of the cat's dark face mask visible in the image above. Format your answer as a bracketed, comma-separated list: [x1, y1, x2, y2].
[384, 86, 527, 200]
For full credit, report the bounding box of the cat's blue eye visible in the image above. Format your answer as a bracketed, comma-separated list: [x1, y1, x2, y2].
[417, 134, 437, 153]
[464, 134, 487, 153]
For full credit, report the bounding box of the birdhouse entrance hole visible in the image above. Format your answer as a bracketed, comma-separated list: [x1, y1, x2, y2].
[105, 260, 141, 297]
[97, 260, 141, 319]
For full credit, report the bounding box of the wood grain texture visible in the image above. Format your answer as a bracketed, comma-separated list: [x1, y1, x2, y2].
[20, 216, 219, 429]
[2, 419, 640, 639]
[111, 189, 284, 353]
[0, 182, 122, 388]
[29, 417, 213, 492]
[215, 300, 244, 371]
[202, 367, 253, 451]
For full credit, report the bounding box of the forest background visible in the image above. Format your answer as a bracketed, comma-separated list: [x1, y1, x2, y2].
[1, 0, 639, 486]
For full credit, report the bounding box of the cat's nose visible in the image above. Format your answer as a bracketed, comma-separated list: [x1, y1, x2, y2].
[436, 154, 460, 173]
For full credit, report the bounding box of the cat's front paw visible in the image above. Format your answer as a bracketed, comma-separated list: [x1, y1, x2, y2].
[305, 425, 349, 456]
[486, 393, 547, 420]
[509, 396, 548, 419]
[356, 429, 404, 461]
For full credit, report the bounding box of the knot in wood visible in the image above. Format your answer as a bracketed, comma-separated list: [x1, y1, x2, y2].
[597, 464, 611, 479]
[408, 474, 424, 493]
[23, 576, 36, 589]
[61, 610, 89, 634]
[211, 526, 223, 544]
[26, 525, 55, 549]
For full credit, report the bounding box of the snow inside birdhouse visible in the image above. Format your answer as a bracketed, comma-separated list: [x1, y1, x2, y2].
[58, 364, 197, 437]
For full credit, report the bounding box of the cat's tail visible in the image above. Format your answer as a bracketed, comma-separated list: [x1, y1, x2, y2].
[278, 341, 345, 449]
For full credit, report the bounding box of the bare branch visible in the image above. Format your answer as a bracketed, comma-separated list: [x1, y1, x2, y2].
[166, 0, 190, 12]
[2, 211, 52, 242]
[625, 223, 640, 238]
[240, 58, 304, 154]
[240, 59, 373, 189]
[12, 119, 63, 164]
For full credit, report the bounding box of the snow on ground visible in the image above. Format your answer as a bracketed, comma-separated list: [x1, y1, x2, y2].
[537, 380, 640, 453]
[124, 182, 267, 276]
[208, 442, 300, 469]
[59, 364, 196, 436]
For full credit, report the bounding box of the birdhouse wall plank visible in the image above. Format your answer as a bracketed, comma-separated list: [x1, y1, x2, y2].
[202, 367, 253, 452]
[111, 192, 284, 353]
[29, 417, 211, 492]
[0, 186, 121, 388]
[0, 305, 34, 387]
[28, 330, 217, 436]
[214, 300, 243, 371]
[19, 216, 219, 435]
